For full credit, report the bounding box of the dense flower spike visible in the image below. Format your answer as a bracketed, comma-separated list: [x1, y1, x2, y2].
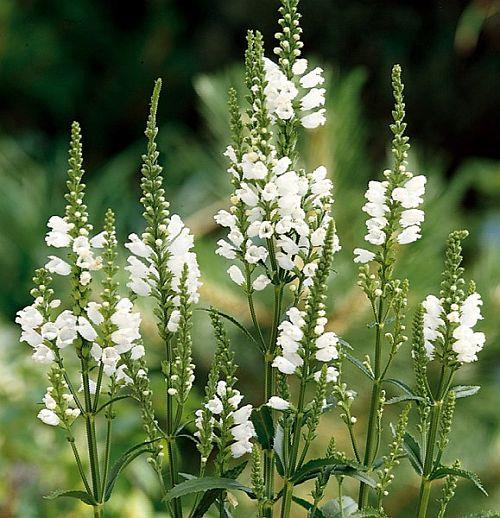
[353, 65, 426, 267]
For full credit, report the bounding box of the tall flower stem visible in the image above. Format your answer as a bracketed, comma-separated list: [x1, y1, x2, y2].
[262, 284, 284, 517]
[416, 366, 448, 518]
[81, 362, 102, 504]
[280, 375, 308, 518]
[358, 295, 385, 507]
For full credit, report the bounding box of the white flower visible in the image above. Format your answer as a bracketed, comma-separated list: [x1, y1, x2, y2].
[167, 310, 182, 332]
[232, 404, 253, 424]
[316, 346, 338, 362]
[206, 396, 223, 415]
[253, 274, 271, 291]
[128, 277, 152, 297]
[214, 210, 237, 228]
[16, 305, 43, 331]
[131, 345, 145, 360]
[32, 345, 55, 364]
[125, 233, 152, 258]
[300, 88, 326, 111]
[292, 58, 308, 75]
[460, 293, 483, 328]
[391, 175, 426, 209]
[353, 248, 375, 264]
[300, 67, 325, 88]
[272, 355, 297, 374]
[266, 396, 290, 410]
[86, 302, 104, 325]
[245, 245, 268, 264]
[77, 316, 97, 342]
[227, 265, 245, 286]
[400, 209, 425, 228]
[301, 109, 326, 129]
[45, 256, 71, 276]
[45, 216, 73, 248]
[230, 440, 253, 458]
[397, 225, 421, 244]
[90, 231, 107, 248]
[80, 271, 92, 286]
[316, 332, 339, 349]
[365, 228, 385, 245]
[313, 366, 339, 383]
[101, 347, 120, 370]
[38, 408, 60, 426]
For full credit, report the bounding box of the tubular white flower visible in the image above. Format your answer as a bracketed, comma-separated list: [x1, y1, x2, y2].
[45, 256, 72, 276]
[353, 248, 376, 264]
[267, 396, 290, 410]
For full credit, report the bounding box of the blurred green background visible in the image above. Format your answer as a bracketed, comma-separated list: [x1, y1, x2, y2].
[0, 1, 499, 516]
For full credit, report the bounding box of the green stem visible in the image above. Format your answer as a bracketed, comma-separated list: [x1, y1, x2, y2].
[280, 376, 307, 518]
[82, 363, 102, 503]
[358, 297, 384, 508]
[93, 506, 103, 518]
[416, 367, 447, 518]
[262, 284, 284, 518]
[101, 405, 114, 497]
[67, 435, 93, 496]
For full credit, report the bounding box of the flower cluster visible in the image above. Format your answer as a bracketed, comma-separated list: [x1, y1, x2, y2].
[216, 157, 336, 292]
[198, 380, 256, 459]
[125, 214, 201, 305]
[263, 57, 326, 129]
[354, 171, 426, 264]
[422, 292, 485, 363]
[38, 385, 80, 426]
[45, 215, 104, 286]
[272, 306, 339, 381]
[89, 298, 144, 380]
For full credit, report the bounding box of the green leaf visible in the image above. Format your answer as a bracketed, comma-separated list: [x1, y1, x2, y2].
[104, 439, 157, 501]
[384, 378, 419, 399]
[164, 477, 254, 502]
[44, 489, 97, 506]
[191, 463, 248, 518]
[450, 385, 480, 398]
[290, 458, 376, 488]
[430, 465, 487, 496]
[345, 353, 374, 380]
[292, 496, 325, 517]
[274, 423, 285, 477]
[385, 394, 425, 405]
[321, 496, 358, 517]
[197, 307, 262, 351]
[251, 405, 275, 450]
[402, 432, 423, 475]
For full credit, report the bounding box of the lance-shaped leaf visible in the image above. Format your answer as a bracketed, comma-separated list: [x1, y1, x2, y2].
[192, 462, 248, 518]
[450, 385, 480, 399]
[44, 489, 97, 506]
[197, 307, 262, 351]
[402, 432, 423, 475]
[290, 458, 376, 487]
[292, 496, 325, 517]
[164, 477, 255, 502]
[104, 439, 158, 501]
[345, 353, 374, 380]
[430, 465, 487, 496]
[251, 405, 275, 450]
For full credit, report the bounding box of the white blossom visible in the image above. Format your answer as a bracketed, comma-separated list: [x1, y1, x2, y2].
[266, 396, 290, 410]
